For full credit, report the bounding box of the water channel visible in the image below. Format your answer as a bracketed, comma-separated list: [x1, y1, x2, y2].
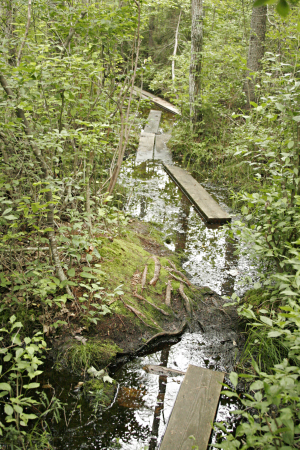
[50, 110, 258, 450]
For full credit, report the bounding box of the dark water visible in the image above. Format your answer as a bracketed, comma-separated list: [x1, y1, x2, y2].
[49, 111, 256, 450]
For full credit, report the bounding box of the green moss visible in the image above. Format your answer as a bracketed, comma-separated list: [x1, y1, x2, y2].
[58, 339, 122, 374]
[243, 288, 266, 307]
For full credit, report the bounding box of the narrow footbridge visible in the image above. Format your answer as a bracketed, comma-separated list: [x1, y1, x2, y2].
[135, 92, 231, 224]
[160, 365, 224, 450]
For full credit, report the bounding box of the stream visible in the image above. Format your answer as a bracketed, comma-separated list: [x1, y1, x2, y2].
[49, 110, 258, 450]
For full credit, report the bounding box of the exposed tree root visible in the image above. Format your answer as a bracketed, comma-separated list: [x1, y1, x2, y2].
[179, 283, 192, 316]
[165, 280, 172, 307]
[141, 265, 148, 291]
[149, 255, 161, 286]
[165, 265, 191, 286]
[122, 301, 157, 330]
[133, 292, 170, 316]
[169, 272, 190, 287]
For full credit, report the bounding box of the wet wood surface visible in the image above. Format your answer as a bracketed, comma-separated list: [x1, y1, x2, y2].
[133, 87, 181, 116]
[160, 365, 224, 450]
[136, 132, 155, 163]
[154, 133, 172, 163]
[144, 110, 162, 134]
[163, 164, 231, 223]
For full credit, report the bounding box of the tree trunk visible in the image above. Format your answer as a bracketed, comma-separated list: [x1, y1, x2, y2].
[189, 0, 203, 125]
[172, 9, 182, 84]
[244, 5, 267, 107]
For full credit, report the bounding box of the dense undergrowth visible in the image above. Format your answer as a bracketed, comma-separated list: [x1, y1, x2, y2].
[2, 0, 300, 447]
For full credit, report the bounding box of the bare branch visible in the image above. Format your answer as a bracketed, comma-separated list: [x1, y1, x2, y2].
[17, 0, 32, 66]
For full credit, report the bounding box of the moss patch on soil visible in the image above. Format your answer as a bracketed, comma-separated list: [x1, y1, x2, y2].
[55, 339, 121, 374]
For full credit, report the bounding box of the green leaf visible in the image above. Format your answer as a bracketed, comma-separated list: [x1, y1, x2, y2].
[250, 380, 264, 390]
[80, 272, 97, 279]
[4, 215, 18, 221]
[67, 268, 75, 277]
[260, 316, 273, 326]
[4, 404, 13, 416]
[23, 382, 40, 389]
[0, 383, 11, 391]
[268, 330, 283, 337]
[229, 372, 239, 388]
[276, 0, 290, 17]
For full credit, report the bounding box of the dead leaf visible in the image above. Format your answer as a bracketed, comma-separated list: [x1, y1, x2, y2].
[74, 336, 87, 345]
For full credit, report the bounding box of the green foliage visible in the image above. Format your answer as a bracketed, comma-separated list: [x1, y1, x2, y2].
[0, 317, 63, 449]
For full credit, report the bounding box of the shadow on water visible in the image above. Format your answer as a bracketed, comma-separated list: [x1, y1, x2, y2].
[49, 113, 256, 450]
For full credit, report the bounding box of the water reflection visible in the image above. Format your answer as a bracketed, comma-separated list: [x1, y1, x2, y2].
[119, 159, 255, 297]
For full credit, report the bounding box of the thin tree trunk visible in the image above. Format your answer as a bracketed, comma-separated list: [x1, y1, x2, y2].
[17, 0, 32, 66]
[108, 1, 141, 195]
[172, 9, 182, 84]
[0, 72, 73, 298]
[244, 4, 267, 107]
[189, 0, 203, 125]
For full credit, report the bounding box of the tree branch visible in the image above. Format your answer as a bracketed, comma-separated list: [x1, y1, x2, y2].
[17, 0, 32, 66]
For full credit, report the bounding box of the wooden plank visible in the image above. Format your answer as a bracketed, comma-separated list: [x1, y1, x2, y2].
[136, 132, 155, 163]
[133, 87, 181, 116]
[154, 133, 172, 163]
[163, 164, 231, 224]
[144, 110, 162, 134]
[160, 365, 224, 450]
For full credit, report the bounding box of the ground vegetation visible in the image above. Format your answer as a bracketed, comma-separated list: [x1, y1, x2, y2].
[1, 0, 300, 448]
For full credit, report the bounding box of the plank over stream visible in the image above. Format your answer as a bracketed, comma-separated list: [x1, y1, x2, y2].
[144, 110, 162, 134]
[163, 164, 231, 224]
[133, 87, 181, 116]
[136, 132, 155, 163]
[160, 365, 224, 450]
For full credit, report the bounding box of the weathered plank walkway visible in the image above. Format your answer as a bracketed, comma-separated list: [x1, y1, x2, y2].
[160, 365, 224, 450]
[144, 110, 162, 134]
[155, 133, 172, 163]
[136, 132, 155, 163]
[133, 86, 181, 116]
[163, 164, 231, 224]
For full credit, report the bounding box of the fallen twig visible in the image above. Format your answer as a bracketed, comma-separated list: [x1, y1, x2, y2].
[165, 280, 172, 307]
[133, 292, 170, 316]
[179, 283, 192, 316]
[141, 265, 148, 291]
[149, 255, 161, 286]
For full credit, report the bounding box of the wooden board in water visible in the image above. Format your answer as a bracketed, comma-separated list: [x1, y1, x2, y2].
[133, 87, 181, 116]
[155, 133, 172, 163]
[144, 110, 162, 134]
[163, 164, 231, 224]
[136, 132, 155, 163]
[159, 365, 224, 450]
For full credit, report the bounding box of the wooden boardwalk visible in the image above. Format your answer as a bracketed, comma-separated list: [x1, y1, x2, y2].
[163, 164, 231, 224]
[160, 365, 224, 450]
[133, 87, 181, 116]
[144, 110, 162, 134]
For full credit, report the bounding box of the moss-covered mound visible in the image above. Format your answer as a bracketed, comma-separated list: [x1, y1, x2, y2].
[55, 339, 122, 374]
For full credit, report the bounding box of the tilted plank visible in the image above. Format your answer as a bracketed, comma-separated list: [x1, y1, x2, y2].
[144, 110, 162, 134]
[160, 365, 224, 450]
[136, 132, 155, 163]
[133, 87, 181, 116]
[163, 164, 231, 224]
